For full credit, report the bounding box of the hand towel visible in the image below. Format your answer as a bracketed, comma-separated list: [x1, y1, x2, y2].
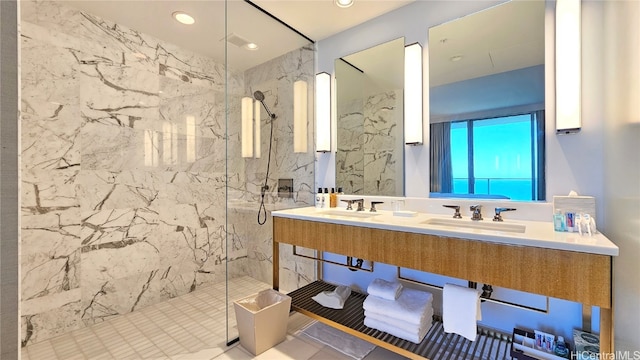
[364, 309, 433, 333]
[367, 278, 403, 301]
[364, 316, 429, 344]
[442, 283, 482, 341]
[363, 288, 433, 326]
[312, 285, 351, 309]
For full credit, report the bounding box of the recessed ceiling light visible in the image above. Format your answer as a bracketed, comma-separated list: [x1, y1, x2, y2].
[450, 55, 463, 62]
[245, 43, 259, 51]
[335, 0, 354, 8]
[173, 11, 195, 25]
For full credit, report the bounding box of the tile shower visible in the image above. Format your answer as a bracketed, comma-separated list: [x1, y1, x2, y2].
[336, 90, 403, 195]
[20, 0, 315, 347]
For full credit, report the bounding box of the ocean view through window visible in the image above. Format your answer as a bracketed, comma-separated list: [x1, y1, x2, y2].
[431, 111, 545, 201]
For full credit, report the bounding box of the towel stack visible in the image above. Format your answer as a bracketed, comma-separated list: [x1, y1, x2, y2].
[363, 279, 433, 344]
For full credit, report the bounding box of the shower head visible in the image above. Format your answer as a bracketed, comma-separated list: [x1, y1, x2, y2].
[253, 91, 265, 102]
[252, 90, 276, 120]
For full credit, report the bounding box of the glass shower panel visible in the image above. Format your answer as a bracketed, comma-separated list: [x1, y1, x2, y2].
[224, 1, 316, 344]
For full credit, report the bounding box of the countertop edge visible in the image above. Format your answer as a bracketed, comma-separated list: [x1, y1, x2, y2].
[272, 208, 619, 257]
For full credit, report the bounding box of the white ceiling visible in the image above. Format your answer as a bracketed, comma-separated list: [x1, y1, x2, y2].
[252, 0, 414, 42]
[62, 0, 414, 72]
[428, 0, 545, 87]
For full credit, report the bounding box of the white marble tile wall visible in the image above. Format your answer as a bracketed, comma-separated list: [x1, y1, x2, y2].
[336, 97, 365, 194]
[363, 90, 401, 196]
[20, 0, 315, 346]
[236, 45, 316, 291]
[336, 90, 401, 195]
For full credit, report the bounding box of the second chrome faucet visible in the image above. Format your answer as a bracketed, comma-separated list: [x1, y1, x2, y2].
[470, 205, 483, 221]
[443, 204, 516, 221]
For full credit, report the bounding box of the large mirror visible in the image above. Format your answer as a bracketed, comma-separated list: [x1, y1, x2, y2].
[335, 37, 405, 196]
[429, 0, 546, 201]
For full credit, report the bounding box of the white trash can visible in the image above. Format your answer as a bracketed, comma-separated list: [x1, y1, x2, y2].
[233, 288, 292, 355]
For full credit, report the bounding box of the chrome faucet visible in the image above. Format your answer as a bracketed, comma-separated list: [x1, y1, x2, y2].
[470, 205, 483, 221]
[493, 207, 516, 221]
[340, 199, 354, 210]
[353, 199, 365, 211]
[370, 201, 384, 212]
[443, 205, 462, 219]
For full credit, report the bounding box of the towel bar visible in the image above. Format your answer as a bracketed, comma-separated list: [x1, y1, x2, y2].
[397, 267, 549, 314]
[293, 245, 374, 272]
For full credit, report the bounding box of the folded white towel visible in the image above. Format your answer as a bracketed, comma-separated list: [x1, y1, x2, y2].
[312, 285, 351, 309]
[363, 288, 433, 326]
[442, 283, 482, 341]
[364, 309, 433, 335]
[364, 316, 429, 344]
[367, 278, 403, 301]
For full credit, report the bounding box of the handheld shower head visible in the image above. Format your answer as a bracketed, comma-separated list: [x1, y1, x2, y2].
[252, 90, 275, 120]
[253, 91, 265, 102]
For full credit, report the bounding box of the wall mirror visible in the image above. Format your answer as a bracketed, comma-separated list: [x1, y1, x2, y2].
[335, 37, 405, 196]
[429, 0, 546, 201]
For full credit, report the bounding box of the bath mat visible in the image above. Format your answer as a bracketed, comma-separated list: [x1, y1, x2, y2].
[301, 321, 376, 360]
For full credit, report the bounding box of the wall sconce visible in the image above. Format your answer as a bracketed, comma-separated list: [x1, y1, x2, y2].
[555, 0, 581, 134]
[254, 100, 261, 158]
[404, 43, 423, 145]
[294, 80, 308, 153]
[315, 72, 331, 152]
[241, 97, 253, 157]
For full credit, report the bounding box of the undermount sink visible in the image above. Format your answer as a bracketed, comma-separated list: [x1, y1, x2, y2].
[316, 210, 380, 219]
[421, 218, 526, 233]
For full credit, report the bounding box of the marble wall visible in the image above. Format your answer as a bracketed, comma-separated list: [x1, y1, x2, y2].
[336, 90, 402, 195]
[20, 0, 314, 346]
[237, 45, 316, 290]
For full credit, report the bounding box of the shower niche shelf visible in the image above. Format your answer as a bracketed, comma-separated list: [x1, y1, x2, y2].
[289, 280, 514, 360]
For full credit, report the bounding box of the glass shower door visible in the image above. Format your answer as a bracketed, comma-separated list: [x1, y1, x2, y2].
[224, 0, 316, 345]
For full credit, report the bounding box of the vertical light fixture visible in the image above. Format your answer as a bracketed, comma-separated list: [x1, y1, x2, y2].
[315, 72, 331, 152]
[254, 100, 261, 158]
[241, 97, 253, 157]
[404, 43, 423, 145]
[162, 122, 177, 165]
[294, 80, 308, 153]
[555, 0, 581, 134]
[186, 116, 196, 163]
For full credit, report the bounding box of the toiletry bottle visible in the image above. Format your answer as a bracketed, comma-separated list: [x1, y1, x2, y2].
[553, 210, 564, 231]
[338, 187, 344, 195]
[554, 336, 569, 358]
[316, 188, 322, 209]
[330, 188, 337, 208]
[566, 211, 575, 232]
[322, 188, 329, 208]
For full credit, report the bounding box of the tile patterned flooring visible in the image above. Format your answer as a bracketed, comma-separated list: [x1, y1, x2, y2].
[22, 276, 406, 360]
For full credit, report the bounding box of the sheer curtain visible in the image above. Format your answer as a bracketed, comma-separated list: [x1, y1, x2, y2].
[430, 122, 453, 193]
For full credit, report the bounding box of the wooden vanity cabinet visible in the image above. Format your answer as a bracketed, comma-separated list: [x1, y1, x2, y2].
[272, 217, 614, 359]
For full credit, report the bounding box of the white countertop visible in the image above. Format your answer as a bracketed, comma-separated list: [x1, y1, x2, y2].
[272, 206, 619, 256]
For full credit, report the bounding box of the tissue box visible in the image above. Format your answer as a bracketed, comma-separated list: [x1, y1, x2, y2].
[572, 329, 599, 360]
[553, 196, 596, 218]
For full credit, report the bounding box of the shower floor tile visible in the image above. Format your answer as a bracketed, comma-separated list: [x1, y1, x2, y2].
[22, 276, 406, 360]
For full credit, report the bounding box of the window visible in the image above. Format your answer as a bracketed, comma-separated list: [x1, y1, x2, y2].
[431, 111, 545, 201]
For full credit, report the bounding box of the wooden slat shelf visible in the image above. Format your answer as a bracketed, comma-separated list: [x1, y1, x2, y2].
[289, 280, 514, 360]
